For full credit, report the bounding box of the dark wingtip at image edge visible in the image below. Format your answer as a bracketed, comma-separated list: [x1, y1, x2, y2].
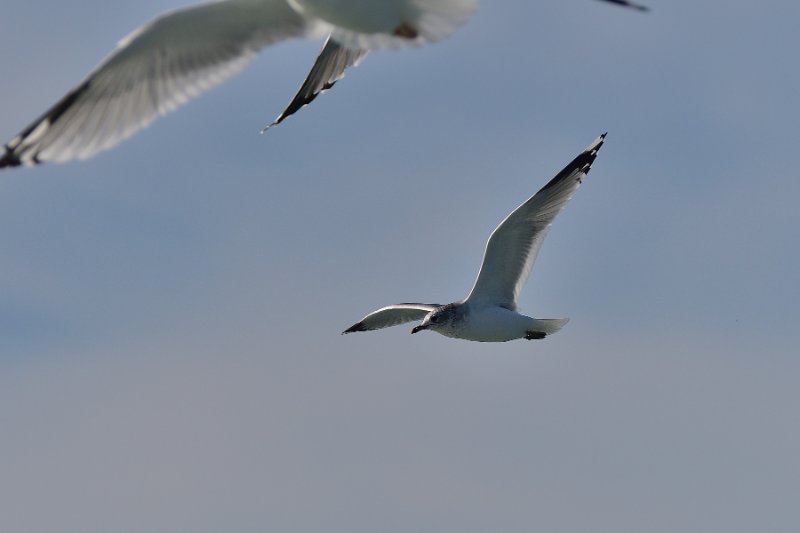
[0, 80, 92, 170]
[596, 0, 650, 12]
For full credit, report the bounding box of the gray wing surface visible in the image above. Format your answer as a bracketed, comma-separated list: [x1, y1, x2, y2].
[264, 36, 367, 131]
[1, 0, 307, 168]
[343, 303, 439, 334]
[465, 134, 606, 310]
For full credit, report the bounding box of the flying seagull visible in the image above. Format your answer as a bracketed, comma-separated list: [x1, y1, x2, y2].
[343, 133, 606, 342]
[0, 0, 476, 168]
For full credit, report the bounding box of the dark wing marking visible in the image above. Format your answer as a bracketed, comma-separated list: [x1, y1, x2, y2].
[595, 0, 649, 12]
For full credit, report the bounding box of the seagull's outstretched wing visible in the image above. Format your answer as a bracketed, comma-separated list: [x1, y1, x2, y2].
[264, 36, 367, 131]
[1, 0, 309, 168]
[595, 0, 649, 11]
[465, 133, 606, 310]
[343, 303, 440, 334]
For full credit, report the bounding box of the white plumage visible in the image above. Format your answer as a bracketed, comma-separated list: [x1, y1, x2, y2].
[343, 133, 606, 342]
[0, 0, 476, 168]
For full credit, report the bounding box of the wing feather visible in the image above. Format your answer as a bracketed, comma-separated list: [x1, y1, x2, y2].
[465, 134, 606, 310]
[264, 36, 367, 130]
[342, 303, 440, 334]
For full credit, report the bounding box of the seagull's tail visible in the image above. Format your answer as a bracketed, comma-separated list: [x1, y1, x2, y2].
[525, 318, 569, 339]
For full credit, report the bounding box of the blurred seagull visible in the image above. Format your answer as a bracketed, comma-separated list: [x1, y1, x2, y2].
[2, 1, 646, 170]
[343, 133, 606, 342]
[0, 0, 476, 168]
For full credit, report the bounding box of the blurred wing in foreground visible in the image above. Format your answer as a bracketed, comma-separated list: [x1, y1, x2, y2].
[0, 0, 307, 167]
[264, 36, 368, 131]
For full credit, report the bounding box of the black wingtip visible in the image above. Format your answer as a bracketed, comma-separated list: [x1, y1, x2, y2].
[342, 322, 367, 335]
[596, 0, 650, 12]
[0, 79, 92, 169]
[593, 132, 607, 153]
[0, 146, 22, 169]
[541, 132, 607, 190]
[261, 79, 334, 133]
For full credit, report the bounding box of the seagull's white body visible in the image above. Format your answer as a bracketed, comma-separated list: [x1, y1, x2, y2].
[437, 306, 568, 343]
[343, 133, 606, 342]
[0, 0, 476, 168]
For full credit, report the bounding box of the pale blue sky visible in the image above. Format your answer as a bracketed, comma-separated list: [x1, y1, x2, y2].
[1, 1, 799, 532]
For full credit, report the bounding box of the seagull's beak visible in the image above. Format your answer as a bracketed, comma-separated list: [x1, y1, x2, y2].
[411, 324, 429, 334]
